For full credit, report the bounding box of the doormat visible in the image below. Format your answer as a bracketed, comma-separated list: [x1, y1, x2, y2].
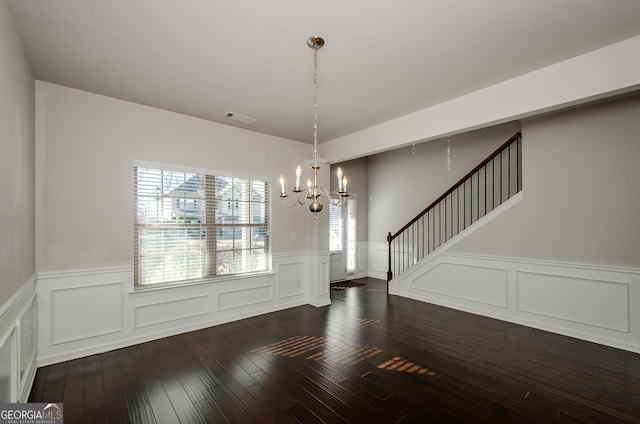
[330, 281, 366, 291]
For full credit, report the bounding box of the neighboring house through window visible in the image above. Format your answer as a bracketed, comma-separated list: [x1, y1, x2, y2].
[134, 163, 271, 287]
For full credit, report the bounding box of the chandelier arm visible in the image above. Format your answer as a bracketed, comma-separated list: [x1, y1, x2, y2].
[318, 186, 346, 206]
[280, 190, 309, 208]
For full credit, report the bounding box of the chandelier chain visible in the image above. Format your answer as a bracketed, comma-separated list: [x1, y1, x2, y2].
[313, 44, 319, 165]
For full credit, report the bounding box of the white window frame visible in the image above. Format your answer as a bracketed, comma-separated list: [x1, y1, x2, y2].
[133, 161, 272, 288]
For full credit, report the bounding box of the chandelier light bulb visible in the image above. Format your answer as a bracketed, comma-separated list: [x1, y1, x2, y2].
[295, 165, 302, 189]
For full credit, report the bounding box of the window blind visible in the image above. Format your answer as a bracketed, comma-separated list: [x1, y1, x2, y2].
[134, 165, 270, 286]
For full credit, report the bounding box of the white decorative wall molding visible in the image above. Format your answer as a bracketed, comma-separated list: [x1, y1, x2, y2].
[410, 261, 509, 308]
[0, 275, 37, 402]
[134, 295, 210, 328]
[37, 266, 133, 281]
[35, 252, 315, 366]
[391, 251, 640, 353]
[218, 284, 272, 311]
[355, 241, 368, 279]
[307, 251, 331, 307]
[275, 261, 305, 300]
[515, 270, 629, 333]
[367, 241, 388, 280]
[16, 296, 37, 402]
[50, 282, 124, 345]
[0, 326, 16, 403]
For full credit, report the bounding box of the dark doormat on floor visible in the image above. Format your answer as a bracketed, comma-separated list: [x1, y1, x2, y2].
[330, 281, 366, 290]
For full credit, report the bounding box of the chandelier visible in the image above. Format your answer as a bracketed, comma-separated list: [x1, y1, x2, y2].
[279, 36, 349, 217]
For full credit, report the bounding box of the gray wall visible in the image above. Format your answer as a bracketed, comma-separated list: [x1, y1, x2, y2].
[0, 0, 35, 302]
[36, 81, 314, 272]
[367, 122, 521, 243]
[451, 93, 640, 268]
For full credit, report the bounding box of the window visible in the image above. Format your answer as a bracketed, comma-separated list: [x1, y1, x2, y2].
[134, 164, 270, 287]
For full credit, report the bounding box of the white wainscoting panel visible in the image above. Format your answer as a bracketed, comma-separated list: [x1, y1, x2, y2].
[0, 275, 37, 402]
[51, 282, 124, 345]
[320, 259, 330, 297]
[307, 252, 331, 307]
[391, 252, 640, 353]
[36, 252, 313, 366]
[17, 297, 37, 401]
[356, 242, 368, 278]
[218, 285, 272, 311]
[516, 271, 629, 333]
[276, 261, 305, 299]
[0, 326, 15, 402]
[410, 262, 508, 308]
[368, 242, 388, 280]
[135, 295, 210, 328]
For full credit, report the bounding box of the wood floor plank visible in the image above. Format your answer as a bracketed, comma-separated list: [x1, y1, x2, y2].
[83, 373, 105, 412]
[143, 379, 180, 424]
[27, 278, 640, 423]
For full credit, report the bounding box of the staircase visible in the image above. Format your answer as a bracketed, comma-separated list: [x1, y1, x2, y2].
[387, 132, 522, 287]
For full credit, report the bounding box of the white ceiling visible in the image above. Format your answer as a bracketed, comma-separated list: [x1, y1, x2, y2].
[7, 0, 640, 144]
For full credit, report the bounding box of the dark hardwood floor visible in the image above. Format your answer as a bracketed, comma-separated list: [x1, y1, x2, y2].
[29, 277, 640, 423]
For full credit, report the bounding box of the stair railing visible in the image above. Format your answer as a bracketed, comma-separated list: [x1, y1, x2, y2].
[387, 132, 522, 287]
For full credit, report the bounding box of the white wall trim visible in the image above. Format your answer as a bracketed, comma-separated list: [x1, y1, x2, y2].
[391, 251, 640, 354]
[217, 284, 272, 311]
[16, 295, 37, 402]
[134, 294, 210, 328]
[35, 251, 323, 366]
[0, 275, 37, 402]
[443, 251, 640, 275]
[50, 282, 125, 345]
[37, 266, 133, 281]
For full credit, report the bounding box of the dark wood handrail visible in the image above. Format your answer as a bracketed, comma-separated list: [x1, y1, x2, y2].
[389, 131, 521, 241]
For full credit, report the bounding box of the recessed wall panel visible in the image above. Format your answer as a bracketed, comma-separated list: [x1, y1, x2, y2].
[18, 298, 36, 389]
[276, 262, 304, 299]
[411, 262, 508, 307]
[0, 329, 15, 402]
[134, 295, 210, 328]
[218, 285, 272, 311]
[320, 260, 330, 296]
[516, 271, 629, 332]
[51, 282, 123, 345]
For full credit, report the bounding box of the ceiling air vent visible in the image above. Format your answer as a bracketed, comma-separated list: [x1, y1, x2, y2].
[224, 111, 257, 125]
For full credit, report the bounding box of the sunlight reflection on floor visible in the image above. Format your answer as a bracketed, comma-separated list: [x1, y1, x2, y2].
[252, 334, 436, 375]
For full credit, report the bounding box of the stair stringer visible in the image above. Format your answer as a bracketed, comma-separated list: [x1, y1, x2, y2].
[389, 191, 523, 296]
